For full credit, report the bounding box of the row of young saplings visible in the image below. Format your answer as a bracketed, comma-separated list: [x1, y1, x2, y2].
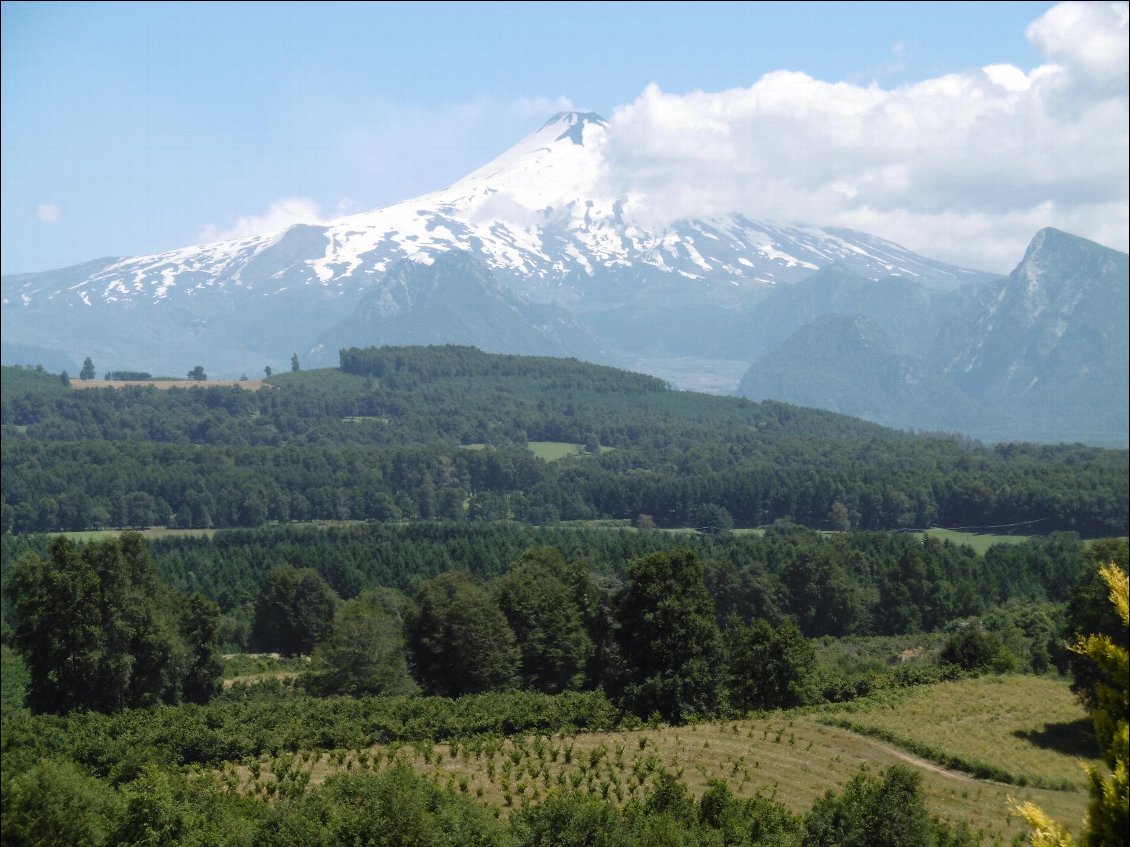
[201, 721, 817, 811]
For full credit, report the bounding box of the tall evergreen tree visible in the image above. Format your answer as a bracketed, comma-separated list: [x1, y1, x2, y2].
[181, 593, 223, 704]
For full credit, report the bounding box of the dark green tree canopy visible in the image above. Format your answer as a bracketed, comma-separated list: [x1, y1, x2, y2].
[617, 548, 723, 723]
[4, 533, 216, 713]
[250, 565, 337, 656]
[493, 547, 593, 693]
[180, 593, 223, 705]
[305, 593, 416, 697]
[804, 765, 960, 847]
[406, 571, 519, 697]
[939, 620, 1007, 672]
[725, 617, 816, 712]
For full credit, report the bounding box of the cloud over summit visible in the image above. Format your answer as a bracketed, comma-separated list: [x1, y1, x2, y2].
[601, 1, 1129, 272]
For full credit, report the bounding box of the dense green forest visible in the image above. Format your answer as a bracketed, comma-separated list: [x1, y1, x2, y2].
[2, 348, 1126, 535]
[0, 522, 1089, 649]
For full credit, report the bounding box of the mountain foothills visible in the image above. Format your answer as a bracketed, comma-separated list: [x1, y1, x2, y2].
[309, 250, 605, 365]
[738, 229, 1130, 445]
[1, 111, 1126, 445]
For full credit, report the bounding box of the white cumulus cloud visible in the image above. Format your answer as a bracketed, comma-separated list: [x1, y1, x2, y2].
[199, 197, 325, 243]
[1027, 1, 1129, 83]
[599, 1, 1129, 272]
[35, 203, 60, 224]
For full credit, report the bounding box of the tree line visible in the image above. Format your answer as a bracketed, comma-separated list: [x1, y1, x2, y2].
[9, 528, 1121, 723]
[72, 522, 1101, 643]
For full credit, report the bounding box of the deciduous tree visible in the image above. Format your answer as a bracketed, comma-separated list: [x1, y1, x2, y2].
[617, 549, 723, 722]
[804, 764, 964, 847]
[4, 533, 210, 713]
[493, 547, 593, 693]
[250, 565, 337, 656]
[305, 593, 416, 696]
[725, 617, 815, 712]
[406, 571, 518, 696]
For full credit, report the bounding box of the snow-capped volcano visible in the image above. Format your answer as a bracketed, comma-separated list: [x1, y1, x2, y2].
[2, 109, 1014, 394]
[3, 112, 990, 320]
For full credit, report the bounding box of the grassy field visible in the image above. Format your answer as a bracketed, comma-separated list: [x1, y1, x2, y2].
[914, 528, 1031, 554]
[70, 378, 269, 391]
[818, 675, 1097, 790]
[461, 442, 609, 461]
[224, 675, 1093, 841]
[56, 527, 219, 542]
[912, 528, 1123, 553]
[527, 441, 591, 461]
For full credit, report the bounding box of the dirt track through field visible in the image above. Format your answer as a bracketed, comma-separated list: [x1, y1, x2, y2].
[820, 725, 1010, 787]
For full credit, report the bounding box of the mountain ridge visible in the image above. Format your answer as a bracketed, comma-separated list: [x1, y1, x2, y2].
[736, 228, 1128, 446]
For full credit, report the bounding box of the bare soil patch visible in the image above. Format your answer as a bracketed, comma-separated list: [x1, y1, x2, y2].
[71, 379, 267, 391]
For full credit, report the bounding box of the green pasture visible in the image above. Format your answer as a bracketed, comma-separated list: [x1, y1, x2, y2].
[56, 527, 219, 543]
[914, 528, 1031, 553]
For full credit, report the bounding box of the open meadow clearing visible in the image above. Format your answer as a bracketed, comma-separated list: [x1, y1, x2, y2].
[56, 526, 219, 543]
[819, 675, 1097, 790]
[915, 528, 1032, 553]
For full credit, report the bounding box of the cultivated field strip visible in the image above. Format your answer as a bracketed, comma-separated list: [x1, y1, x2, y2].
[223, 709, 1089, 841]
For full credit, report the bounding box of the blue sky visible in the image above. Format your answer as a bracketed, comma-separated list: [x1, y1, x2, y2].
[3, 1, 1125, 275]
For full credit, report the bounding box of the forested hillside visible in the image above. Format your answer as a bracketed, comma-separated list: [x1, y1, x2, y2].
[3, 348, 1127, 846]
[2, 347, 1126, 535]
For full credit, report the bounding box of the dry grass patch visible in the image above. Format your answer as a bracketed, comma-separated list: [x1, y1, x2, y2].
[71, 378, 267, 391]
[221, 671, 303, 690]
[820, 674, 1098, 790]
